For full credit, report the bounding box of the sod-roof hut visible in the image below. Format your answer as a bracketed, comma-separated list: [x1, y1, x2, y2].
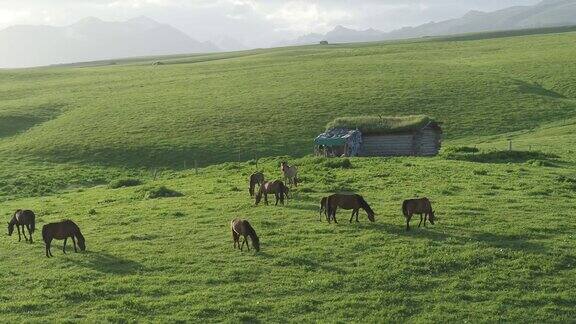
[316, 115, 442, 157]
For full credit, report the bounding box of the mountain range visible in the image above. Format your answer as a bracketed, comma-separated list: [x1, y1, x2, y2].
[292, 0, 576, 45]
[0, 16, 219, 68]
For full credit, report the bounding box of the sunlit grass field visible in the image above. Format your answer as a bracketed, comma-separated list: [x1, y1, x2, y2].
[1, 29, 576, 322]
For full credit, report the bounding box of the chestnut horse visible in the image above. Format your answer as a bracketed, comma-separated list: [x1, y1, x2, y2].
[7, 209, 36, 243]
[326, 194, 375, 224]
[255, 180, 289, 206]
[231, 219, 260, 252]
[42, 220, 86, 257]
[249, 172, 265, 197]
[402, 198, 435, 231]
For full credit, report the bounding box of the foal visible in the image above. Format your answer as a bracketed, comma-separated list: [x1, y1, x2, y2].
[42, 220, 86, 257]
[7, 209, 36, 243]
[402, 198, 436, 231]
[249, 172, 265, 197]
[231, 219, 260, 252]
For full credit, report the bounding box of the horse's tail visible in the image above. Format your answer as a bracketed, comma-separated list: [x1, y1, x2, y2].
[326, 195, 333, 218]
[42, 225, 49, 243]
[402, 200, 409, 217]
[249, 176, 255, 197]
[30, 212, 35, 233]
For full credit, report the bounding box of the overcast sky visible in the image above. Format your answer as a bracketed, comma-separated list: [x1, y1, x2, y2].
[0, 0, 542, 47]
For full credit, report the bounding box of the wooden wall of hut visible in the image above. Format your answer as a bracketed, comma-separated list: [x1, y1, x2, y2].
[359, 125, 441, 157]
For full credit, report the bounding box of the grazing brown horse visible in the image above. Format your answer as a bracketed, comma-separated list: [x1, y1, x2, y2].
[231, 219, 260, 252]
[319, 197, 328, 221]
[255, 180, 289, 206]
[249, 172, 265, 197]
[280, 161, 298, 187]
[402, 198, 435, 231]
[42, 220, 86, 257]
[7, 209, 36, 243]
[326, 194, 375, 224]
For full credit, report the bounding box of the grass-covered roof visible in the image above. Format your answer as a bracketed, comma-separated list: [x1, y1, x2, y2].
[326, 115, 434, 135]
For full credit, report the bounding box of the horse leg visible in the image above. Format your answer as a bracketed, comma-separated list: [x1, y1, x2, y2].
[333, 207, 338, 224]
[45, 239, 52, 258]
[72, 236, 78, 252]
[274, 193, 279, 206]
[17, 225, 22, 242]
[424, 213, 428, 227]
[21, 225, 28, 242]
[63, 238, 67, 254]
[26, 225, 33, 243]
[349, 210, 355, 223]
[264, 193, 269, 206]
[418, 214, 423, 228]
[356, 210, 360, 222]
[245, 236, 251, 251]
[232, 231, 239, 249]
[406, 215, 411, 231]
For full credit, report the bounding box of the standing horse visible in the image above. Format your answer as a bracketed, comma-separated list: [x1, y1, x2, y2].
[7, 209, 36, 243]
[231, 219, 260, 252]
[402, 198, 435, 231]
[249, 172, 265, 197]
[42, 220, 86, 257]
[255, 180, 289, 206]
[280, 161, 298, 187]
[326, 194, 375, 224]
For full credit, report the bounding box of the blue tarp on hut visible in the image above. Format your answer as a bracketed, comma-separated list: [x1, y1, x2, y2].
[314, 128, 362, 157]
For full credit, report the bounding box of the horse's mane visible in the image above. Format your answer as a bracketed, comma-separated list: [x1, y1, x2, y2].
[356, 195, 374, 215]
[244, 221, 259, 241]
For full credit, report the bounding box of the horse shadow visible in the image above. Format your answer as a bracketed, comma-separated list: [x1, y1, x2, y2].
[368, 221, 453, 242]
[62, 251, 144, 275]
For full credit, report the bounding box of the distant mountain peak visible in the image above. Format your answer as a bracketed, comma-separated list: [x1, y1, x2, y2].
[0, 16, 219, 68]
[73, 17, 104, 27]
[126, 16, 162, 29]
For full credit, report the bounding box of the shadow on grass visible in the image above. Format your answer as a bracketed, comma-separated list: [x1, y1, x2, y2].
[257, 252, 346, 274]
[444, 150, 561, 165]
[370, 222, 453, 241]
[63, 251, 144, 274]
[471, 232, 548, 254]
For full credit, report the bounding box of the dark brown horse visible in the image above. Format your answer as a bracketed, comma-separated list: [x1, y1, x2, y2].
[319, 197, 328, 221]
[249, 172, 265, 197]
[7, 209, 36, 243]
[326, 194, 375, 224]
[255, 180, 289, 206]
[231, 219, 260, 252]
[402, 198, 435, 231]
[42, 220, 86, 257]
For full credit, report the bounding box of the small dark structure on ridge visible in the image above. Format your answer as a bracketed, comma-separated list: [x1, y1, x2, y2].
[314, 115, 442, 157]
[319, 40, 329, 45]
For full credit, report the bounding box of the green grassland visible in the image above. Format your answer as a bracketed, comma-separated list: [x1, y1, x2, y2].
[1, 29, 576, 322]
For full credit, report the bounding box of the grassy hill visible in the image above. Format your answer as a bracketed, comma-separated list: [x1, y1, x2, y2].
[1, 30, 576, 170]
[1, 30, 576, 322]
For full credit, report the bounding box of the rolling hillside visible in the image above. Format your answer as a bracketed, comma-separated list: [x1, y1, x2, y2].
[1, 29, 576, 169]
[1, 29, 576, 322]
